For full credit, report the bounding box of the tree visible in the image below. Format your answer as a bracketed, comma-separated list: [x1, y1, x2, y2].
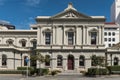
[30, 52, 45, 75]
[91, 55, 105, 67]
[91, 55, 105, 75]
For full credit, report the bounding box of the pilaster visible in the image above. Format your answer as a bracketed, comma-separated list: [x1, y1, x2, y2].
[37, 27, 41, 45]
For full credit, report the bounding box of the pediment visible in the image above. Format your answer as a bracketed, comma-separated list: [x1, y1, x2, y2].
[110, 42, 120, 49]
[51, 9, 91, 19]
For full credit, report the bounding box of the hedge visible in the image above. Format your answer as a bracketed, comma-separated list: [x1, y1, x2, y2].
[17, 67, 35, 76]
[107, 66, 120, 74]
[86, 68, 108, 76]
[0, 70, 25, 74]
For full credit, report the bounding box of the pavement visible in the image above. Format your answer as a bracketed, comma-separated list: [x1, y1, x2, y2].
[0, 73, 120, 80]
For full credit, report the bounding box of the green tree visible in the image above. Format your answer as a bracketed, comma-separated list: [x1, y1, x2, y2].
[91, 55, 105, 67]
[30, 52, 45, 75]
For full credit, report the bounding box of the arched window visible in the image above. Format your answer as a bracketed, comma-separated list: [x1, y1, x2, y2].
[2, 54, 7, 66]
[24, 56, 28, 66]
[20, 39, 27, 47]
[6, 39, 14, 45]
[79, 55, 85, 66]
[57, 55, 63, 66]
[114, 57, 119, 66]
[45, 55, 50, 66]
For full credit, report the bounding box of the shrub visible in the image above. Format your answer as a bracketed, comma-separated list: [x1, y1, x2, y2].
[17, 67, 35, 76]
[0, 70, 25, 74]
[86, 68, 108, 76]
[107, 66, 120, 74]
[50, 70, 61, 76]
[35, 68, 49, 76]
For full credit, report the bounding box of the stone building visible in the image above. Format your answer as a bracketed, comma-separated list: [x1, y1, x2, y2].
[2, 3, 119, 71]
[31, 3, 105, 71]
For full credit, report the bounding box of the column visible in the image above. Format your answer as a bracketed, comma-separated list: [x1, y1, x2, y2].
[15, 37, 17, 46]
[63, 26, 67, 45]
[52, 26, 56, 45]
[98, 26, 101, 45]
[55, 26, 57, 44]
[76, 26, 82, 45]
[63, 57, 67, 70]
[37, 27, 41, 45]
[101, 26, 104, 45]
[83, 26, 86, 45]
[85, 26, 88, 44]
[28, 37, 30, 47]
[75, 58, 79, 71]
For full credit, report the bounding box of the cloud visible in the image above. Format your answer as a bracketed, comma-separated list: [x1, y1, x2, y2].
[0, 20, 10, 24]
[26, 0, 41, 7]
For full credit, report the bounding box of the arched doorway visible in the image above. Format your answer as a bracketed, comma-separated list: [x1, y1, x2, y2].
[68, 55, 74, 70]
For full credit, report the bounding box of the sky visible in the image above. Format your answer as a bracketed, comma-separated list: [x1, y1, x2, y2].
[0, 0, 114, 29]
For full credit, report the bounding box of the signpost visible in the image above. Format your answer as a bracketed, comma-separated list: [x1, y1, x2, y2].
[25, 57, 29, 79]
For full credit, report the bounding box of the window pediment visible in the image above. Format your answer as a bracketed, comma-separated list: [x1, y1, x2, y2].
[89, 28, 98, 33]
[19, 39, 27, 43]
[42, 28, 52, 33]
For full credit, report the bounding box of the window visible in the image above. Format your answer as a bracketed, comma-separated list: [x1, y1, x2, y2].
[45, 55, 50, 66]
[114, 57, 119, 66]
[68, 32, 74, 45]
[20, 39, 27, 47]
[108, 38, 111, 42]
[79, 55, 85, 66]
[91, 32, 97, 45]
[108, 44, 111, 47]
[112, 38, 115, 42]
[108, 32, 111, 36]
[24, 56, 28, 66]
[57, 55, 63, 66]
[104, 38, 107, 41]
[2, 54, 7, 66]
[6, 39, 14, 45]
[22, 41, 26, 47]
[31, 39, 37, 49]
[45, 32, 51, 45]
[112, 32, 115, 36]
[104, 32, 107, 36]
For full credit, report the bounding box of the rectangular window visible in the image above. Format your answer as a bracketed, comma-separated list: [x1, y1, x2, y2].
[45, 32, 51, 45]
[91, 32, 97, 45]
[112, 38, 115, 42]
[108, 44, 111, 47]
[104, 38, 107, 41]
[68, 32, 74, 45]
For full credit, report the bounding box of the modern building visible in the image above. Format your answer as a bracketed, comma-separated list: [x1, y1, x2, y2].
[111, 0, 120, 24]
[104, 22, 120, 48]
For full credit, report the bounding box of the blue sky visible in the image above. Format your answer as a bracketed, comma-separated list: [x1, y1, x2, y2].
[0, 0, 114, 29]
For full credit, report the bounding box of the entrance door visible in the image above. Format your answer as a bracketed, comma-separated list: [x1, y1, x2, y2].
[68, 55, 74, 70]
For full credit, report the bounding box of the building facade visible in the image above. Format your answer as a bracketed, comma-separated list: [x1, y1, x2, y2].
[0, 3, 120, 71]
[0, 3, 106, 71]
[111, 0, 120, 24]
[104, 22, 120, 48]
[31, 3, 106, 71]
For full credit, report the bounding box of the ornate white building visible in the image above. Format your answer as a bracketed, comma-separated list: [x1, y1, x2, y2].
[0, 3, 120, 71]
[32, 3, 106, 71]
